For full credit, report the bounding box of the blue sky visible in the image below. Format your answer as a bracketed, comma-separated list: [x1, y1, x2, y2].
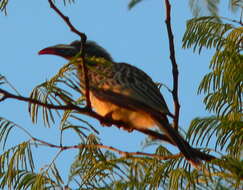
[0, 0, 230, 185]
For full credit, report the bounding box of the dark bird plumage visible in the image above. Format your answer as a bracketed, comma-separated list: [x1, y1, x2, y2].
[39, 40, 215, 168]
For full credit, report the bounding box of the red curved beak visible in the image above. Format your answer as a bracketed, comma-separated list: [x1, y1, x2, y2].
[38, 44, 78, 59]
[38, 47, 59, 55]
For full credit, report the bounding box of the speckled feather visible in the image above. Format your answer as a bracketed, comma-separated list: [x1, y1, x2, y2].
[79, 59, 172, 118]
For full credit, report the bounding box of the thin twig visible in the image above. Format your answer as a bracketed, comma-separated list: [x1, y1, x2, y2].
[80, 57, 92, 108]
[3, 76, 21, 96]
[240, 7, 243, 25]
[220, 16, 243, 26]
[164, 0, 180, 131]
[43, 149, 63, 173]
[48, 0, 86, 40]
[48, 0, 91, 108]
[0, 88, 173, 144]
[31, 136, 182, 161]
[0, 116, 33, 139]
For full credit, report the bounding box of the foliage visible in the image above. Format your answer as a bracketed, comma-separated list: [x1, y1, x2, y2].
[1, 55, 242, 189]
[182, 9, 242, 190]
[0, 0, 242, 190]
[189, 0, 220, 17]
[183, 16, 242, 158]
[0, 0, 8, 14]
[0, 115, 222, 189]
[128, 0, 144, 9]
[189, 0, 243, 17]
[128, 0, 242, 17]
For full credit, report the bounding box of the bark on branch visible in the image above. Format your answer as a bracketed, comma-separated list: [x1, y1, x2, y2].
[32, 136, 182, 161]
[0, 88, 173, 145]
[164, 0, 180, 131]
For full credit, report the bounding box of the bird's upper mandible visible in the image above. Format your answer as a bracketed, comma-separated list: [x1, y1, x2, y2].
[39, 40, 113, 61]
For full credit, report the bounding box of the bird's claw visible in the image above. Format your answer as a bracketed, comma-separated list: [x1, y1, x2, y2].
[100, 112, 114, 127]
[99, 112, 134, 132]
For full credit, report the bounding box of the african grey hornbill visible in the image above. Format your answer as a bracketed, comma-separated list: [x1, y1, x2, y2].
[39, 40, 214, 168]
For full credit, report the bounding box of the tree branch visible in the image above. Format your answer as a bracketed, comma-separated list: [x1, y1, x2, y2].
[48, 0, 91, 108]
[47, 0, 86, 40]
[0, 88, 174, 145]
[164, 0, 180, 131]
[31, 136, 182, 161]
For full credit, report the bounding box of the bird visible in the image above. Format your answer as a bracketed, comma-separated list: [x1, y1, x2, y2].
[38, 40, 214, 168]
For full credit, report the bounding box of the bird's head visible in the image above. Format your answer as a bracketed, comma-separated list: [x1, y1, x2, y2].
[39, 40, 113, 61]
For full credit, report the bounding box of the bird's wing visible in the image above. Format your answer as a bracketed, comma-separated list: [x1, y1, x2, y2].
[79, 59, 173, 117]
[94, 62, 173, 117]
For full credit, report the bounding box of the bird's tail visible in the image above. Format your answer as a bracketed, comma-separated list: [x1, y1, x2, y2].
[91, 89, 215, 167]
[150, 112, 214, 168]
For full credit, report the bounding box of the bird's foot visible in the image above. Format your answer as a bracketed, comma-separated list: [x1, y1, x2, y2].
[100, 111, 114, 127]
[99, 112, 134, 132]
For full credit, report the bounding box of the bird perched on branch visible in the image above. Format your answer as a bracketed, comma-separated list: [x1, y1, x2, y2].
[39, 40, 214, 168]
